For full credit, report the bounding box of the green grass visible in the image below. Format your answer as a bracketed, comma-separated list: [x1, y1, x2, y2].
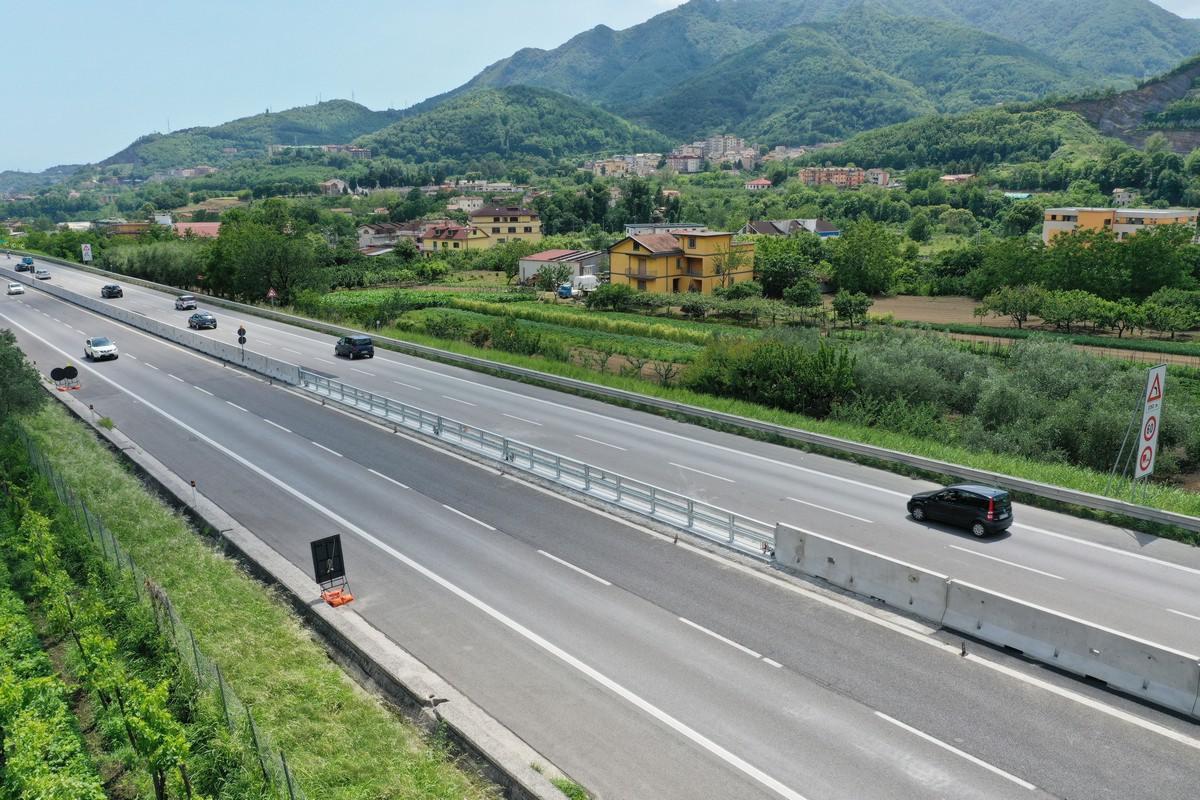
[367, 325, 1200, 532]
[18, 403, 499, 800]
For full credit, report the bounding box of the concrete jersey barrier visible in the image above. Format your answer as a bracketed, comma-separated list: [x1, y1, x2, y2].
[12, 249, 1199, 535]
[775, 523, 950, 622]
[942, 580, 1200, 718]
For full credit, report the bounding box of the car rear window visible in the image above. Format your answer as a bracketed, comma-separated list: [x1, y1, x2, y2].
[351, 337, 372, 345]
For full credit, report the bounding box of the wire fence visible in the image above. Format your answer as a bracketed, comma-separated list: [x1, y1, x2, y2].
[15, 428, 308, 800]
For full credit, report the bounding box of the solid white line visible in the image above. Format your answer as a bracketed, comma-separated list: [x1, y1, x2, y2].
[193, 386, 214, 397]
[169, 374, 185, 382]
[788, 497, 873, 523]
[538, 550, 612, 586]
[670, 462, 735, 483]
[1014, 522, 1200, 577]
[262, 418, 292, 434]
[366, 467, 410, 490]
[503, 413, 543, 426]
[310, 441, 343, 458]
[392, 380, 423, 391]
[947, 545, 1065, 581]
[145, 362, 159, 370]
[1166, 608, 1200, 623]
[874, 712, 1036, 791]
[225, 401, 248, 413]
[576, 434, 627, 451]
[679, 617, 762, 659]
[441, 394, 478, 407]
[7, 307, 808, 800]
[351, 367, 376, 376]
[441, 504, 496, 530]
[762, 657, 783, 669]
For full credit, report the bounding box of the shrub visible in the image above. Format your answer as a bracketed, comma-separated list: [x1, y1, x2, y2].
[585, 283, 638, 312]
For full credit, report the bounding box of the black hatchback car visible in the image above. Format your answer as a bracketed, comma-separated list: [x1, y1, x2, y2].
[335, 335, 374, 359]
[907, 484, 1013, 537]
[188, 311, 217, 330]
[100, 284, 123, 298]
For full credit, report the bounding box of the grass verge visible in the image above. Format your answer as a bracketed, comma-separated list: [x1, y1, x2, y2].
[16, 403, 500, 800]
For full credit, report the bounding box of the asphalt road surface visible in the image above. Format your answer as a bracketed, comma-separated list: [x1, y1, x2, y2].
[2, 259, 1199, 798]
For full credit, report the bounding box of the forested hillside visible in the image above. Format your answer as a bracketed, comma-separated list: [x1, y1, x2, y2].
[100, 100, 402, 171]
[355, 86, 673, 172]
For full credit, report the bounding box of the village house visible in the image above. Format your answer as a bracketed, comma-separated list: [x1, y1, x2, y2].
[739, 218, 841, 238]
[744, 178, 773, 191]
[940, 173, 975, 185]
[517, 249, 605, 283]
[320, 178, 349, 196]
[1042, 207, 1199, 244]
[446, 195, 485, 213]
[798, 166, 865, 189]
[421, 223, 492, 255]
[174, 222, 222, 238]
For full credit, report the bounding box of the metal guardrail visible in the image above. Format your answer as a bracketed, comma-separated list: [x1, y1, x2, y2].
[13, 250, 1200, 533]
[299, 369, 775, 558]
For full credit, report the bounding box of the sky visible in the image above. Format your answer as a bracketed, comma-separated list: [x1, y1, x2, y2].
[1, 0, 1197, 172]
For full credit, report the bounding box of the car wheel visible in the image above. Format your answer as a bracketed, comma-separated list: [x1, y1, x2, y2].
[971, 521, 987, 538]
[911, 506, 925, 521]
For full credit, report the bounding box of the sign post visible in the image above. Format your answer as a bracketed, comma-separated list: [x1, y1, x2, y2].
[1133, 364, 1166, 482]
[237, 325, 246, 361]
[310, 534, 353, 606]
[266, 287, 277, 308]
[81, 243, 93, 263]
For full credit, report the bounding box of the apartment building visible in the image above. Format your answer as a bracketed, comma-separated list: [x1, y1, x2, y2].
[797, 166, 865, 189]
[1042, 207, 1199, 244]
[468, 205, 543, 245]
[609, 229, 754, 295]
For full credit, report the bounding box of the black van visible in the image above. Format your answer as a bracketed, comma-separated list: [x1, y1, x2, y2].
[335, 335, 375, 360]
[907, 484, 1013, 537]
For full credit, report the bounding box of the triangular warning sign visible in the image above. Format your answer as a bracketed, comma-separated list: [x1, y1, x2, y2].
[1147, 373, 1163, 403]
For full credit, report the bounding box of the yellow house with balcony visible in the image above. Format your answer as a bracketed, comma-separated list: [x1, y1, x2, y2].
[1042, 207, 1198, 244]
[608, 230, 755, 294]
[468, 205, 543, 245]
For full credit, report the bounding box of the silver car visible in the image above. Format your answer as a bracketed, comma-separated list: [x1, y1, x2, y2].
[84, 336, 119, 361]
[6, 282, 23, 295]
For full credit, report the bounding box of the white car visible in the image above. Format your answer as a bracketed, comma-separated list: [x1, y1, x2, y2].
[5, 282, 23, 295]
[34, 268, 50, 280]
[84, 336, 118, 361]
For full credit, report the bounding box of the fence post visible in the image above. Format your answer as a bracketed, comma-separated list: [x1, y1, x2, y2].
[281, 751, 296, 800]
[190, 629, 202, 679]
[215, 663, 232, 730]
[82, 505, 95, 542]
[247, 708, 271, 788]
[127, 553, 139, 600]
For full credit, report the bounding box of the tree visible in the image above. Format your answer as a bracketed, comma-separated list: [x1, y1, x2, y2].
[999, 198, 1044, 237]
[712, 243, 751, 289]
[1037, 289, 1098, 333]
[906, 210, 931, 242]
[753, 233, 823, 297]
[829, 218, 900, 295]
[0, 330, 44, 417]
[976, 285, 1046, 329]
[534, 263, 574, 292]
[1142, 301, 1198, 339]
[783, 280, 822, 307]
[831, 289, 873, 329]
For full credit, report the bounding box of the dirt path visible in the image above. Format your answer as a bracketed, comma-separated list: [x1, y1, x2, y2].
[943, 331, 1200, 368]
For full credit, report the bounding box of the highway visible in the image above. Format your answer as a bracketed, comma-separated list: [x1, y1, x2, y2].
[6, 256, 1200, 654]
[2, 263, 1199, 798]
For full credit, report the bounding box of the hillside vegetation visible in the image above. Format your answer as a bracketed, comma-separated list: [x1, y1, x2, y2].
[356, 86, 673, 172]
[100, 100, 402, 170]
[629, 13, 1086, 143]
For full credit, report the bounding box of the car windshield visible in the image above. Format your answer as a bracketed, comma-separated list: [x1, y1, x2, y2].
[91, 337, 111, 346]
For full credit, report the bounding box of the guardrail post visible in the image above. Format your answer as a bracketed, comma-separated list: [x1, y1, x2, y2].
[728, 513, 736, 543]
[687, 499, 694, 528]
[584, 464, 591, 491]
[555, 454, 562, 480]
[616, 474, 622, 501]
[650, 487, 657, 515]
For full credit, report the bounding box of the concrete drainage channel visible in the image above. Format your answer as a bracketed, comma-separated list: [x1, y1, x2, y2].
[20, 274, 1200, 722]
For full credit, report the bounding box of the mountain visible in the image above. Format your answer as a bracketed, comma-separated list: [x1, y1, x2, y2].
[355, 86, 673, 170]
[1058, 57, 1200, 153]
[806, 107, 1107, 171]
[0, 164, 82, 195]
[100, 100, 403, 171]
[626, 13, 1085, 143]
[440, 0, 1200, 141]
